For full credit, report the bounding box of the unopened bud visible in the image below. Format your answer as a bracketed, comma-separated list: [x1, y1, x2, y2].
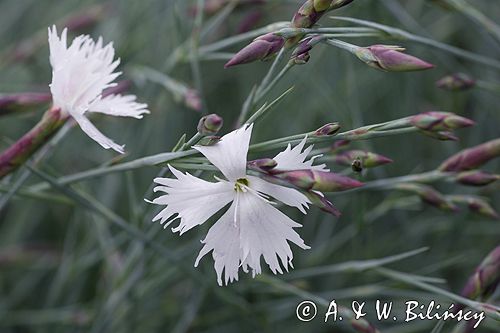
[410, 111, 475, 131]
[330, 140, 351, 152]
[467, 198, 499, 220]
[460, 246, 500, 301]
[304, 190, 341, 217]
[247, 158, 278, 172]
[197, 114, 223, 135]
[273, 169, 364, 192]
[314, 122, 341, 136]
[419, 129, 459, 141]
[329, 0, 355, 10]
[225, 33, 285, 68]
[355, 45, 434, 72]
[439, 138, 500, 172]
[394, 183, 458, 211]
[436, 73, 476, 91]
[0, 93, 52, 116]
[184, 89, 202, 112]
[456, 171, 499, 187]
[332, 150, 393, 169]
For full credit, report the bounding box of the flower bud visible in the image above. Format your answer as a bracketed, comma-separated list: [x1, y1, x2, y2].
[354, 45, 434, 72]
[410, 111, 475, 131]
[439, 138, 500, 172]
[419, 129, 459, 141]
[273, 169, 364, 192]
[0, 93, 52, 116]
[456, 171, 499, 187]
[332, 150, 393, 169]
[467, 198, 499, 220]
[330, 140, 350, 153]
[184, 89, 202, 112]
[329, 0, 355, 10]
[394, 183, 458, 211]
[436, 73, 476, 91]
[197, 114, 223, 135]
[247, 158, 278, 172]
[304, 191, 341, 217]
[460, 246, 500, 301]
[224, 33, 285, 68]
[314, 122, 341, 136]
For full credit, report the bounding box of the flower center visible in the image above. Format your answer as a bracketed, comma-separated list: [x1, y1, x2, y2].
[234, 178, 249, 192]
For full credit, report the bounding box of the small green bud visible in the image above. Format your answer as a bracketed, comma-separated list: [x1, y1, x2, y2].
[197, 114, 223, 135]
[314, 122, 341, 136]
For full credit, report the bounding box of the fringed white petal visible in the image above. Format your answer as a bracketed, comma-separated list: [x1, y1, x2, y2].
[195, 192, 309, 285]
[238, 192, 309, 277]
[47, 26, 148, 153]
[72, 113, 125, 154]
[88, 94, 150, 119]
[150, 166, 234, 235]
[247, 176, 310, 214]
[194, 124, 253, 182]
[195, 201, 243, 286]
[273, 137, 329, 172]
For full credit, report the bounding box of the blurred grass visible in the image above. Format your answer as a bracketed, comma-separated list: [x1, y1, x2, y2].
[0, 0, 499, 332]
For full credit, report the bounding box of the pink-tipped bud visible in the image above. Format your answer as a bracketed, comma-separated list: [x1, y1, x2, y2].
[456, 171, 499, 187]
[197, 114, 223, 135]
[460, 246, 500, 301]
[332, 150, 393, 169]
[314, 122, 341, 136]
[291, 35, 324, 64]
[0, 93, 52, 116]
[184, 89, 202, 112]
[351, 319, 378, 333]
[394, 183, 458, 211]
[355, 45, 434, 72]
[466, 198, 499, 220]
[439, 138, 500, 172]
[247, 158, 278, 172]
[419, 129, 459, 141]
[304, 191, 341, 217]
[224, 33, 285, 68]
[330, 140, 351, 153]
[410, 111, 475, 131]
[273, 169, 364, 192]
[329, 0, 355, 10]
[436, 73, 476, 91]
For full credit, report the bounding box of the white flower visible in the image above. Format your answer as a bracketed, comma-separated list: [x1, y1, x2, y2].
[149, 125, 326, 285]
[48, 26, 149, 153]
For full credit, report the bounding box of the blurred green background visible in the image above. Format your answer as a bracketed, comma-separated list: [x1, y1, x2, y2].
[0, 0, 498, 332]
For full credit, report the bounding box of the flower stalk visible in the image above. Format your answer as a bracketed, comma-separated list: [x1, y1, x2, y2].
[0, 107, 67, 178]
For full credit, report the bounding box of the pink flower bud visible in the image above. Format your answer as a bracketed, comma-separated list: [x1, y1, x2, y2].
[332, 150, 393, 169]
[466, 198, 499, 220]
[304, 191, 341, 217]
[197, 114, 223, 135]
[247, 158, 278, 172]
[0, 93, 52, 116]
[456, 171, 499, 187]
[439, 138, 500, 172]
[394, 183, 458, 211]
[460, 246, 500, 301]
[314, 122, 341, 136]
[224, 33, 285, 68]
[355, 45, 434, 72]
[272, 169, 364, 192]
[410, 111, 475, 131]
[184, 89, 202, 112]
[419, 129, 459, 141]
[436, 73, 476, 91]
